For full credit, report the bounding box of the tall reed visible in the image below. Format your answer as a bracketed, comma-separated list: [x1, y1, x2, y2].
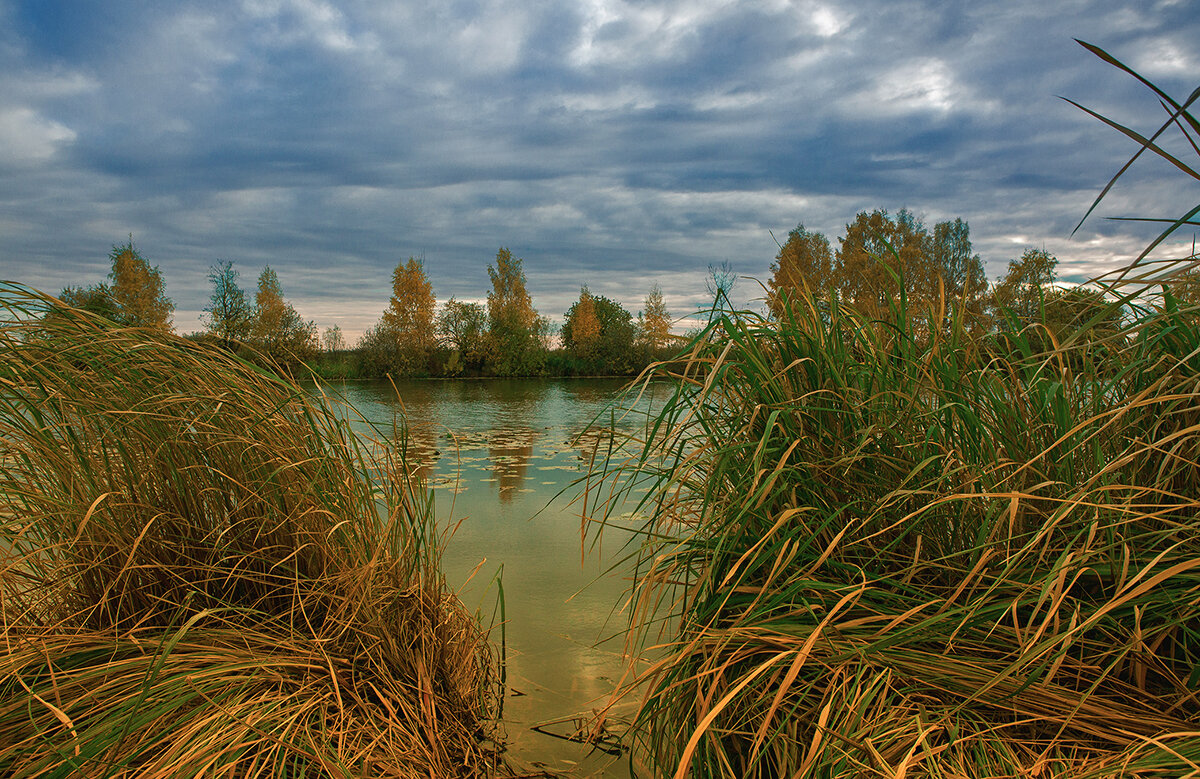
[590, 283, 1200, 777]
[585, 42, 1200, 779]
[0, 284, 499, 778]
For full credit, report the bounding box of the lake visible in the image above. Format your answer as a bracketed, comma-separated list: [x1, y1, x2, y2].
[319, 377, 663, 777]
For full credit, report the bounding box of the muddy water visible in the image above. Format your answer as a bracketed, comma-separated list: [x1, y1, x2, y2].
[321, 377, 663, 777]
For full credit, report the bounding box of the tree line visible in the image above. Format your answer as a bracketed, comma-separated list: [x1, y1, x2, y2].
[51, 241, 677, 378]
[54, 240, 321, 369]
[765, 209, 1128, 347]
[354, 248, 676, 377]
[53, 214, 1164, 379]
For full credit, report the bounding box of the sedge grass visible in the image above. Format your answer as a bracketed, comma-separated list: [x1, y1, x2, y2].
[0, 283, 500, 778]
[583, 44, 1200, 779]
[588, 284, 1200, 778]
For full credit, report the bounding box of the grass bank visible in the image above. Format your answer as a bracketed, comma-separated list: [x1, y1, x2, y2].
[0, 284, 500, 778]
[585, 43, 1200, 778]
[589, 278, 1200, 777]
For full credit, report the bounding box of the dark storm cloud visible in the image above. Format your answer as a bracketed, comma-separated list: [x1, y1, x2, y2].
[1, 0, 1197, 336]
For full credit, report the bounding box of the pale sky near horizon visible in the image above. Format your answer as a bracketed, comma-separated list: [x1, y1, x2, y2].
[1, 0, 1197, 340]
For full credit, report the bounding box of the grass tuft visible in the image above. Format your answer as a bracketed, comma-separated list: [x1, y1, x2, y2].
[591, 284, 1200, 778]
[0, 284, 499, 778]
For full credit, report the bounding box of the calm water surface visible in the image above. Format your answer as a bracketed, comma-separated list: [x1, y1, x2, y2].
[321, 377, 663, 777]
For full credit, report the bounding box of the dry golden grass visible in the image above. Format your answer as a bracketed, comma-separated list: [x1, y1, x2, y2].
[592, 280, 1200, 778]
[584, 42, 1200, 779]
[0, 285, 500, 778]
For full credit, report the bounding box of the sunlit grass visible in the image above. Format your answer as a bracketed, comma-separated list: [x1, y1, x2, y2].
[0, 283, 499, 778]
[591, 283, 1200, 778]
[582, 42, 1200, 779]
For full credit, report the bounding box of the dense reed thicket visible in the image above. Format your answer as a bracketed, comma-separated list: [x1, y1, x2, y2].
[589, 272, 1200, 778]
[0, 284, 499, 778]
[584, 43, 1200, 779]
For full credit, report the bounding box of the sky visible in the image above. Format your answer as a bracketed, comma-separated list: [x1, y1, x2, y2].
[1, 0, 1197, 340]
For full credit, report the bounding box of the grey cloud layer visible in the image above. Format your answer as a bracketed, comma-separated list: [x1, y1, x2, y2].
[1, 0, 1197, 336]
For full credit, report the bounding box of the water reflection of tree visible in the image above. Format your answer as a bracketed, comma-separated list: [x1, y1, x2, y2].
[488, 428, 539, 502]
[394, 423, 441, 484]
[345, 382, 447, 484]
[569, 427, 614, 468]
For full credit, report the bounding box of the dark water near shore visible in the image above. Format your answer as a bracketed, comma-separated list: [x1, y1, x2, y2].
[319, 377, 664, 777]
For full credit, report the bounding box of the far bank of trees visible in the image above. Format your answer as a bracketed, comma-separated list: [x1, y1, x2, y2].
[53, 213, 1175, 379]
[53, 241, 319, 368]
[198, 259, 318, 365]
[356, 249, 678, 378]
[766, 209, 1130, 348]
[52, 241, 679, 378]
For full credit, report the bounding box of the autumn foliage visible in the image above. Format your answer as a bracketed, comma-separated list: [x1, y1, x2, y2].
[766, 225, 833, 318]
[108, 240, 174, 330]
[249, 266, 317, 364]
[563, 286, 601, 357]
[360, 257, 438, 375]
[485, 248, 547, 376]
[561, 286, 640, 374]
[639, 283, 673, 352]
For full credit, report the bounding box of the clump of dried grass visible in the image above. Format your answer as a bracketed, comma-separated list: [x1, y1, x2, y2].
[0, 285, 500, 778]
[597, 283, 1200, 778]
[588, 43, 1200, 777]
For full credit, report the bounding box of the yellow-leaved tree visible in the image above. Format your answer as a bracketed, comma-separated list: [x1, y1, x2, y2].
[108, 239, 173, 331]
[835, 209, 938, 315]
[360, 256, 441, 374]
[249, 266, 316, 364]
[382, 257, 436, 354]
[767, 225, 833, 318]
[486, 248, 545, 376]
[359, 257, 437, 376]
[563, 286, 601, 359]
[639, 283, 672, 351]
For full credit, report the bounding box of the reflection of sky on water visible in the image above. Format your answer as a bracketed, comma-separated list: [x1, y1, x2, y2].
[316, 377, 662, 777]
